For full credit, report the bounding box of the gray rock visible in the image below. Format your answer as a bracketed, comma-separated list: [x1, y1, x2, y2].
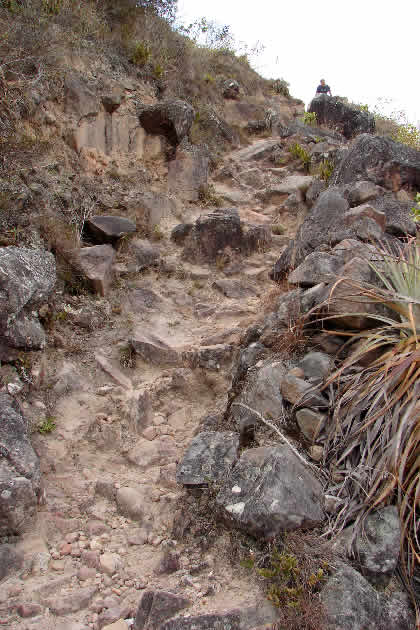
[288, 251, 342, 287]
[116, 487, 145, 522]
[343, 204, 386, 231]
[0, 394, 41, 536]
[168, 143, 209, 201]
[65, 74, 98, 118]
[232, 139, 282, 162]
[41, 585, 98, 616]
[321, 561, 415, 630]
[332, 133, 420, 191]
[213, 279, 257, 299]
[300, 351, 332, 384]
[0, 543, 24, 580]
[176, 431, 239, 486]
[125, 192, 177, 231]
[340, 506, 401, 586]
[160, 602, 278, 629]
[295, 408, 325, 442]
[230, 360, 286, 440]
[95, 480, 116, 502]
[0, 247, 55, 350]
[130, 330, 179, 366]
[137, 100, 195, 145]
[347, 181, 382, 206]
[280, 374, 328, 408]
[130, 239, 160, 270]
[309, 95, 375, 139]
[102, 91, 122, 114]
[170, 223, 194, 245]
[230, 342, 268, 395]
[183, 207, 243, 262]
[68, 245, 115, 297]
[216, 445, 324, 538]
[126, 288, 162, 311]
[155, 550, 180, 575]
[324, 256, 390, 329]
[184, 344, 233, 371]
[134, 589, 191, 630]
[86, 216, 136, 244]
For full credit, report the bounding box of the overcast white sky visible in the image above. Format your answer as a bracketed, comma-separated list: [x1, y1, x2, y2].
[177, 0, 419, 126]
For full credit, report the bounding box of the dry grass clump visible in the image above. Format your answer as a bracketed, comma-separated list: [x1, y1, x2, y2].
[319, 239, 420, 615]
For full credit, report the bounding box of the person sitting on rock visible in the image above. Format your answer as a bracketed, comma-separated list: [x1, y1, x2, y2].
[316, 79, 332, 96]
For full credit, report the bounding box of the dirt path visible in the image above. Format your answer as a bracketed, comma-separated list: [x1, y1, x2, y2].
[3, 137, 299, 630]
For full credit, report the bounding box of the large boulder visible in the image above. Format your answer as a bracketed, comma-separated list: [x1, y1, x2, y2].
[68, 245, 115, 297]
[0, 247, 56, 355]
[167, 143, 209, 201]
[216, 445, 324, 538]
[270, 187, 415, 280]
[321, 562, 415, 630]
[0, 393, 42, 535]
[332, 133, 420, 191]
[137, 100, 195, 145]
[309, 95, 375, 139]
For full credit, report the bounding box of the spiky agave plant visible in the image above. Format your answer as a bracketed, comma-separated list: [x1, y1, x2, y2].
[320, 239, 420, 607]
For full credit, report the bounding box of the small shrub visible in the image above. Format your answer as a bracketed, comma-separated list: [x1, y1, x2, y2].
[288, 143, 311, 171]
[131, 42, 151, 66]
[392, 122, 420, 150]
[38, 417, 56, 434]
[271, 78, 290, 97]
[119, 344, 136, 369]
[203, 73, 214, 83]
[301, 112, 317, 126]
[318, 159, 334, 182]
[411, 192, 420, 223]
[271, 223, 286, 235]
[198, 183, 224, 207]
[153, 63, 164, 79]
[151, 223, 164, 240]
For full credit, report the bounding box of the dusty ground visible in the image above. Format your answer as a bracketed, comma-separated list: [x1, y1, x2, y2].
[2, 135, 308, 630]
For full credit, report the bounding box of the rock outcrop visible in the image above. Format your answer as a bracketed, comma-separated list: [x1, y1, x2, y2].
[0, 394, 42, 535]
[309, 95, 375, 138]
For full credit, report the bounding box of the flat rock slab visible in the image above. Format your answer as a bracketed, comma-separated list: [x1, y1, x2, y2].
[130, 239, 160, 270]
[160, 602, 278, 629]
[71, 245, 115, 297]
[216, 445, 324, 538]
[176, 431, 240, 486]
[40, 585, 98, 615]
[86, 215, 136, 244]
[134, 589, 191, 630]
[130, 330, 179, 366]
[127, 437, 177, 471]
[213, 279, 258, 299]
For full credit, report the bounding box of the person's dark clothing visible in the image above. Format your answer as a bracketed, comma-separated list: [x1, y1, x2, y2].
[316, 84, 331, 94]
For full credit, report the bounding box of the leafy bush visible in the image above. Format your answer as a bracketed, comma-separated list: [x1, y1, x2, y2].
[318, 158, 334, 182]
[301, 112, 317, 126]
[38, 417, 56, 434]
[411, 193, 420, 223]
[131, 41, 151, 66]
[289, 143, 310, 171]
[321, 239, 420, 606]
[271, 78, 290, 97]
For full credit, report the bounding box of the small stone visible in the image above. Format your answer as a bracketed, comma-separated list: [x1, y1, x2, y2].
[309, 445, 324, 462]
[60, 543, 72, 556]
[79, 566, 97, 581]
[100, 553, 122, 577]
[17, 603, 43, 618]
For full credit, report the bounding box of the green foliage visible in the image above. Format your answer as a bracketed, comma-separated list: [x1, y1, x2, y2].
[153, 63, 164, 78]
[318, 158, 334, 182]
[411, 192, 420, 223]
[250, 546, 328, 612]
[42, 0, 62, 15]
[203, 73, 214, 83]
[271, 78, 290, 97]
[289, 143, 311, 171]
[301, 112, 317, 126]
[321, 239, 420, 609]
[392, 122, 420, 150]
[272, 223, 286, 235]
[38, 417, 56, 434]
[198, 183, 224, 207]
[131, 41, 151, 66]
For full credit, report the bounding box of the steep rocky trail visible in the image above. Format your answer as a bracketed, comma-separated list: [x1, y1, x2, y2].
[2, 136, 298, 630]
